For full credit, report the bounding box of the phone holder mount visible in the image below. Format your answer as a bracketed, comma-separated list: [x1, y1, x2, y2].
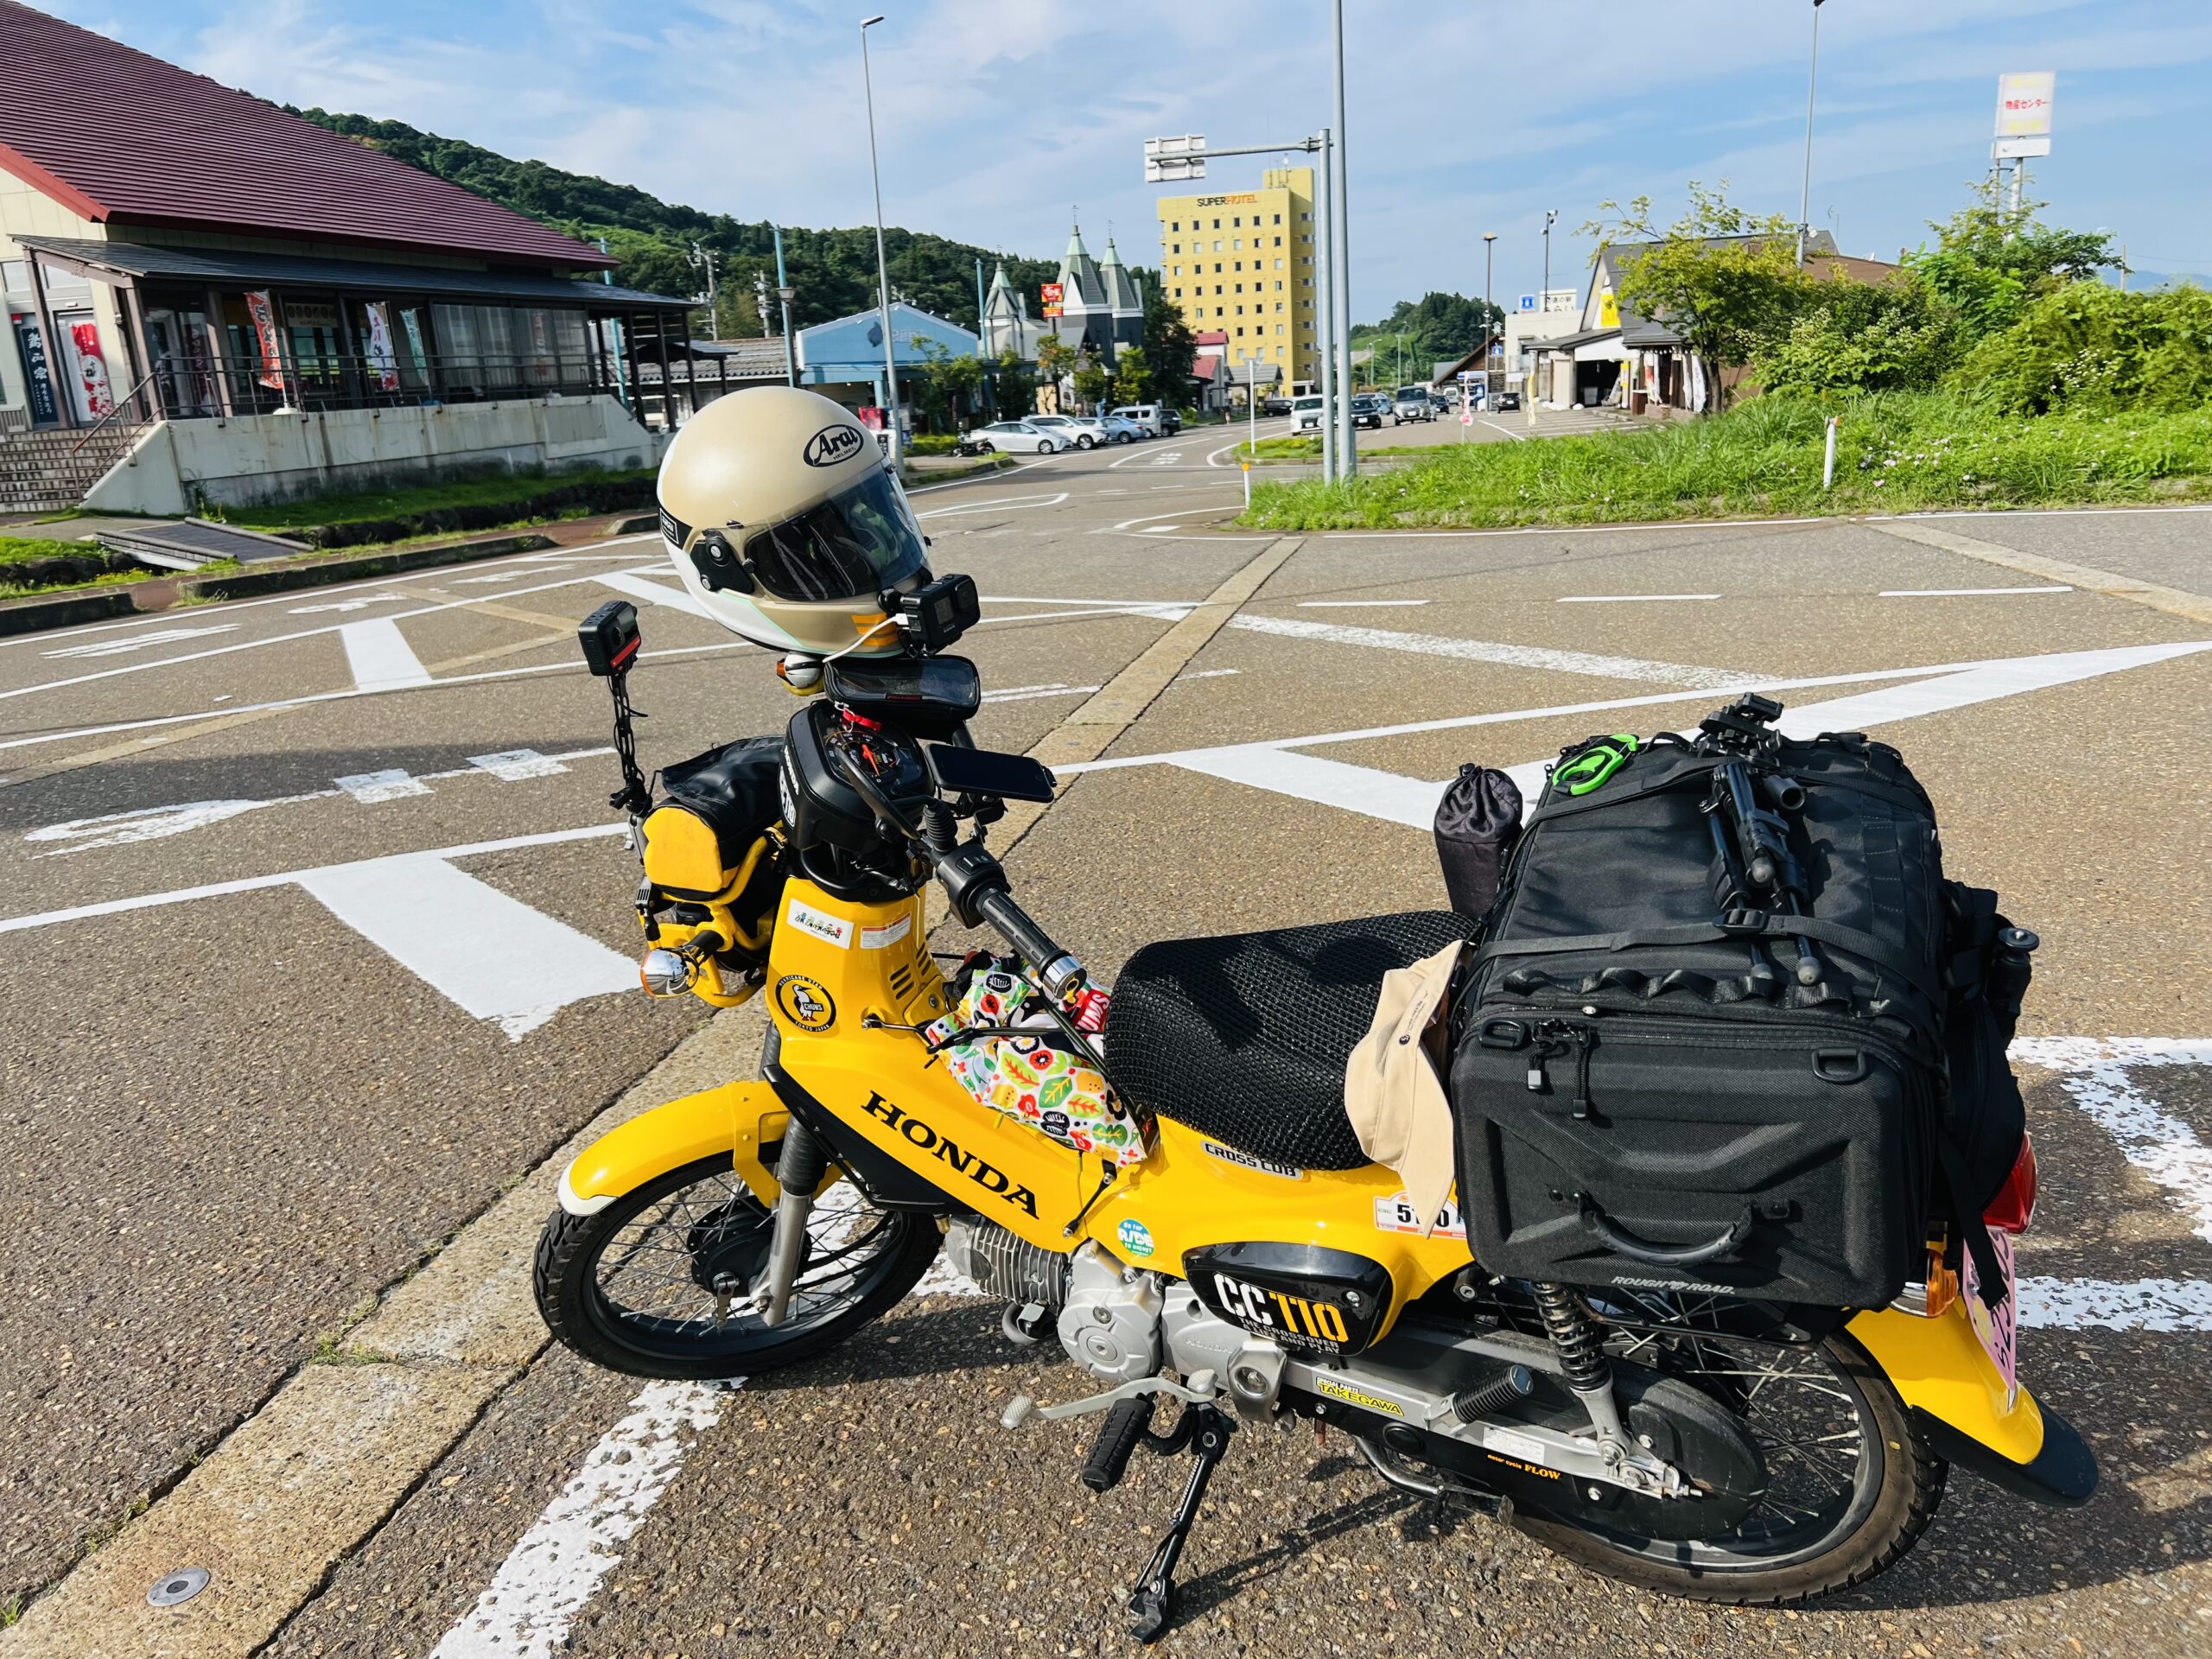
[577, 599, 653, 819]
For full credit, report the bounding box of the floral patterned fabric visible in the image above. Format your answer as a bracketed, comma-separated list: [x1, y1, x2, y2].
[924, 963, 1152, 1169]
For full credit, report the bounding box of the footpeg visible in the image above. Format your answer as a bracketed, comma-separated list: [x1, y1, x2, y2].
[1082, 1395, 1155, 1492]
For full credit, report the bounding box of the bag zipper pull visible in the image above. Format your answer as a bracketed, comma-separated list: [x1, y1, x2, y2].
[1526, 1018, 1598, 1117]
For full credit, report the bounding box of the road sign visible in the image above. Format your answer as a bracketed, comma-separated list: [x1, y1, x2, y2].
[1517, 294, 1536, 312]
[1144, 134, 1207, 183]
[1993, 137, 2052, 159]
[1995, 71, 2055, 138]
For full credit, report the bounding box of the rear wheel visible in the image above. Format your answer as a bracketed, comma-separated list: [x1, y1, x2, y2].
[534, 1154, 939, 1380]
[1508, 1329, 1945, 1604]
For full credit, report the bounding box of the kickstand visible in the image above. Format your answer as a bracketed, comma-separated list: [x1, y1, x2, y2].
[1128, 1405, 1236, 1643]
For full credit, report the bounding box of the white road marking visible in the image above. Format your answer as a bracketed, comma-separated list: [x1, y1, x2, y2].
[1228, 613, 1748, 690]
[2019, 1277, 2212, 1332]
[592, 569, 712, 619]
[340, 619, 433, 692]
[1298, 599, 1431, 608]
[1880, 585, 2074, 597]
[470, 748, 569, 781]
[22, 798, 284, 854]
[1557, 594, 1721, 604]
[334, 768, 430, 804]
[2014, 1037, 2212, 1241]
[1770, 641, 2209, 738]
[296, 853, 637, 1039]
[916, 491, 1069, 518]
[1477, 419, 1528, 442]
[43, 624, 238, 658]
[289, 594, 404, 614]
[453, 572, 525, 585]
[1174, 747, 1449, 829]
[429, 1380, 726, 1659]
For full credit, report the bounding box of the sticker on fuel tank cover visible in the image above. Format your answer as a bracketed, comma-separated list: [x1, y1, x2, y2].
[785, 898, 854, 949]
[774, 975, 836, 1031]
[1116, 1218, 1156, 1258]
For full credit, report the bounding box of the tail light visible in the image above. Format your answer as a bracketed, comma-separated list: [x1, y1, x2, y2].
[1983, 1134, 2039, 1236]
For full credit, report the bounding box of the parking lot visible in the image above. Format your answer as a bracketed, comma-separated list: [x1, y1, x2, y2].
[5, 442, 2212, 1656]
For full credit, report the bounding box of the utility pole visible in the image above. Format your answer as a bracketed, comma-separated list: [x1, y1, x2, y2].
[773, 226, 797, 387]
[1541, 209, 1557, 313]
[1330, 0, 1356, 476]
[1798, 0, 1826, 267]
[1316, 128, 1337, 485]
[753, 270, 771, 338]
[860, 15, 900, 463]
[691, 241, 720, 336]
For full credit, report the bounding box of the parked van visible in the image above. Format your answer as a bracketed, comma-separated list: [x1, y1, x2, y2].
[1291, 395, 1327, 433]
[1108, 404, 1163, 437]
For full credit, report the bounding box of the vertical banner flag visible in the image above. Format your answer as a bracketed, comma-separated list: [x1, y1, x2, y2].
[67, 319, 112, 418]
[363, 302, 400, 391]
[244, 290, 286, 391]
[1040, 282, 1064, 319]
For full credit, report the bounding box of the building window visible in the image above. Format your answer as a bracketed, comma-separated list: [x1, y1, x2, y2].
[1213, 264, 1223, 274]
[1214, 284, 1224, 295]
[1235, 283, 1243, 293]
[1212, 218, 1221, 229]
[1277, 324, 1286, 336]
[1212, 240, 1223, 252]
[1232, 238, 1242, 251]
[1171, 220, 1179, 232]
[1236, 326, 1245, 335]
[1173, 287, 1183, 298]
[1171, 244, 1180, 255]
[1274, 236, 1282, 247]
[1274, 213, 1282, 225]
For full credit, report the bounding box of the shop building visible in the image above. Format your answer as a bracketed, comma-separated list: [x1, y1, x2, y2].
[1154, 167, 1318, 395]
[0, 2, 692, 512]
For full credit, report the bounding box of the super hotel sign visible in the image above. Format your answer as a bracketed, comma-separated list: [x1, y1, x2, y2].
[1194, 194, 1260, 207]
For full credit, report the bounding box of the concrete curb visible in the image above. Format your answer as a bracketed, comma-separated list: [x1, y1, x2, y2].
[175, 533, 562, 603]
[0, 587, 138, 637]
[1866, 518, 2212, 627]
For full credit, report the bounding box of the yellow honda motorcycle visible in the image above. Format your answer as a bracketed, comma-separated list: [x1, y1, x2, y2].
[536, 585, 2092, 1639]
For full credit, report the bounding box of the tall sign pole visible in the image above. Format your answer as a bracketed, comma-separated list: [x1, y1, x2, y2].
[1797, 0, 1826, 267]
[1993, 70, 2055, 224]
[1317, 129, 1338, 485]
[1331, 0, 1357, 477]
[860, 16, 900, 463]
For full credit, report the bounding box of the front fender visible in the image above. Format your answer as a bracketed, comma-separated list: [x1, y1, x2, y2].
[556, 1081, 786, 1216]
[1848, 1303, 2095, 1506]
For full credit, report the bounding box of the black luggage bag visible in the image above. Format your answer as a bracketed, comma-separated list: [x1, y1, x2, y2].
[1448, 697, 2028, 1310]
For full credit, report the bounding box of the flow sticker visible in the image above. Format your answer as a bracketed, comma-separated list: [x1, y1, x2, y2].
[1116, 1218, 1156, 1258]
[785, 897, 854, 949]
[1482, 1425, 1550, 1465]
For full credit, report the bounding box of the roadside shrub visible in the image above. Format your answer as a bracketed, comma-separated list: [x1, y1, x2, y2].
[1954, 283, 2212, 414]
[1754, 277, 1961, 397]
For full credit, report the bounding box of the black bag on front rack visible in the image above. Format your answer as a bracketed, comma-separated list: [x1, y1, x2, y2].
[1433, 764, 1523, 924]
[1448, 709, 2024, 1310]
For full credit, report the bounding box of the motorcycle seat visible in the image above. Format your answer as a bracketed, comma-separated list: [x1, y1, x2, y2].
[1103, 910, 1476, 1172]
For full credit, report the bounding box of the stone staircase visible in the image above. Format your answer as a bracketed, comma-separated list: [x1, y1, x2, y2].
[0, 415, 151, 515]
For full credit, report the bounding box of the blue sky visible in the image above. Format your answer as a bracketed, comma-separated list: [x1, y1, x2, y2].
[49, 0, 2212, 317]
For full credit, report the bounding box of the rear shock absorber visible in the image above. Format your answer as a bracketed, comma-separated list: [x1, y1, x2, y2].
[1529, 1281, 1640, 1467]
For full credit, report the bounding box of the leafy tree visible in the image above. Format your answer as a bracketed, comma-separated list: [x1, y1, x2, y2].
[291, 107, 1058, 332]
[1954, 282, 2212, 413]
[1141, 290, 1198, 405]
[1753, 276, 1959, 397]
[909, 338, 982, 432]
[1111, 341, 1153, 405]
[991, 349, 1036, 417]
[1035, 336, 1077, 404]
[1906, 178, 2122, 345]
[1072, 351, 1111, 411]
[1582, 181, 1803, 406]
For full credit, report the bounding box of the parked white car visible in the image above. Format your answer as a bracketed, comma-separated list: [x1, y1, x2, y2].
[1108, 404, 1164, 437]
[1023, 413, 1103, 450]
[963, 420, 1060, 455]
[1291, 394, 1327, 433]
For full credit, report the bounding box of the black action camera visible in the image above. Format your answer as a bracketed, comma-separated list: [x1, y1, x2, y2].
[890, 572, 982, 654]
[577, 600, 641, 677]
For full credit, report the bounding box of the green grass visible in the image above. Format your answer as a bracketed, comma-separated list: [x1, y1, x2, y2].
[0, 534, 92, 567]
[1240, 392, 2212, 529]
[212, 466, 654, 531]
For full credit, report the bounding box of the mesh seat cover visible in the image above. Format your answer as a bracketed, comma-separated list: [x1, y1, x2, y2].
[1104, 911, 1475, 1171]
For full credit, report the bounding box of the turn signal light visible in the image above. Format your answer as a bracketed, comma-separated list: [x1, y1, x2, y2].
[1983, 1135, 2039, 1236]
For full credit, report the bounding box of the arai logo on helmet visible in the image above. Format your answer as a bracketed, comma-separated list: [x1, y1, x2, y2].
[802, 423, 867, 467]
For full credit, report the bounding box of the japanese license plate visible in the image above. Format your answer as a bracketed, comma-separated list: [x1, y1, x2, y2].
[1963, 1230, 2018, 1408]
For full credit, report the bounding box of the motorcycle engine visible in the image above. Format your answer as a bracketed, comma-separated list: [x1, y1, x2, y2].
[944, 1222, 1166, 1385]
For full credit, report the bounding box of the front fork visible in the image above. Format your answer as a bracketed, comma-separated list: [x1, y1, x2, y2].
[760, 1114, 830, 1325]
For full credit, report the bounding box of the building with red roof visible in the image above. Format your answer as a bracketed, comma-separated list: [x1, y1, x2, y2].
[0, 1, 696, 512]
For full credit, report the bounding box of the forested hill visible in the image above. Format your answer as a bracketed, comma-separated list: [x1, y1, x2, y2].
[290, 107, 1060, 338]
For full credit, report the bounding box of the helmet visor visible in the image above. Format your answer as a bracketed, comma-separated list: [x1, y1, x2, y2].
[741, 468, 927, 603]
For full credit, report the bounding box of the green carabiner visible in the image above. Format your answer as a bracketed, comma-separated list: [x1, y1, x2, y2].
[1557, 734, 1640, 796]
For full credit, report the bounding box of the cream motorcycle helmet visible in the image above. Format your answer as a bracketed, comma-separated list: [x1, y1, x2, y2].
[657, 387, 930, 664]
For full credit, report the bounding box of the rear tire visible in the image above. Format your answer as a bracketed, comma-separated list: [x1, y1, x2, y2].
[1507, 1332, 1945, 1605]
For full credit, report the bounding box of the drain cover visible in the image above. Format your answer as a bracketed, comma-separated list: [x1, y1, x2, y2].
[146, 1567, 211, 1607]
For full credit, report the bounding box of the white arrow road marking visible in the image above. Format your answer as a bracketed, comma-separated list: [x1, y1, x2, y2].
[2019, 1277, 2212, 1332]
[592, 569, 713, 619]
[2015, 1037, 2212, 1240]
[1556, 594, 1721, 605]
[289, 593, 404, 614]
[1300, 599, 1432, 608]
[296, 854, 637, 1040]
[340, 619, 432, 692]
[22, 798, 283, 853]
[469, 748, 569, 781]
[916, 491, 1069, 517]
[1173, 747, 1456, 830]
[1228, 613, 1751, 690]
[430, 1380, 727, 1659]
[1881, 586, 2073, 598]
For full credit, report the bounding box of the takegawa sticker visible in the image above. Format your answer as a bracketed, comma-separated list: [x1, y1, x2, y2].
[785, 898, 854, 949]
[1116, 1218, 1156, 1258]
[860, 913, 912, 950]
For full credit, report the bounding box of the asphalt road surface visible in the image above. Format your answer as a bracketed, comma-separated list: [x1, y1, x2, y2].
[4, 436, 2212, 1657]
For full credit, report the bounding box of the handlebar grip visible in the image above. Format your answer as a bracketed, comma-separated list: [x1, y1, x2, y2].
[972, 887, 1082, 995]
[1081, 1394, 1155, 1493]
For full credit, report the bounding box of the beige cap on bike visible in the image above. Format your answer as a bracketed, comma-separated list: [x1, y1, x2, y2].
[657, 385, 930, 658]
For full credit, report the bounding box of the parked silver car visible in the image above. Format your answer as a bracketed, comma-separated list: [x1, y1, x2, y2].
[962, 420, 1060, 455]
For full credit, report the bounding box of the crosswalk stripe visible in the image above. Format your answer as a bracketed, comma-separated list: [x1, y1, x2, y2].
[340, 618, 432, 691]
[1229, 613, 1747, 690]
[296, 854, 637, 1040]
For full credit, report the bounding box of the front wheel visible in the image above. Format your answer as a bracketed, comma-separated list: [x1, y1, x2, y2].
[534, 1154, 940, 1380]
[1077, 435, 1095, 449]
[1037, 440, 1056, 454]
[1509, 1330, 1945, 1605]
[974, 440, 994, 453]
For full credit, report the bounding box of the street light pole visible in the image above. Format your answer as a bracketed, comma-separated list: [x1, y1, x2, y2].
[773, 226, 797, 388]
[1798, 0, 1826, 267]
[1315, 128, 1337, 486]
[859, 15, 900, 464]
[1330, 0, 1356, 477]
[1483, 231, 1496, 405]
[1541, 208, 1557, 407]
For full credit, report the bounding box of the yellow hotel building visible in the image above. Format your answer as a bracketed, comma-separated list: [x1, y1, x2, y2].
[1154, 165, 1318, 397]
